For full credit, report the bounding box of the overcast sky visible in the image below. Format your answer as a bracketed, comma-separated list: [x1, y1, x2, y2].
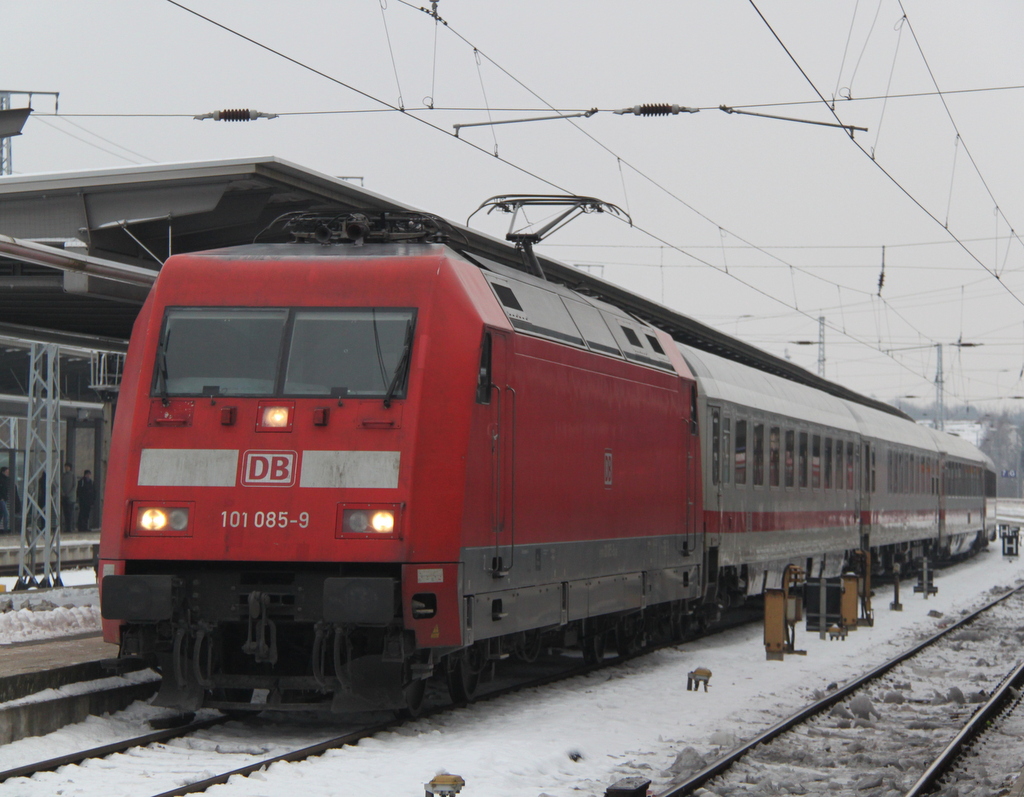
[3, 1, 1023, 413]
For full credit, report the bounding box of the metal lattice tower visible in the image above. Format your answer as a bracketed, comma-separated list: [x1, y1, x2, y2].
[17, 343, 62, 589]
[935, 343, 945, 432]
[0, 417, 19, 449]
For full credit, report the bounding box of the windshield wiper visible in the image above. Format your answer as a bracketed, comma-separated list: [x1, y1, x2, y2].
[158, 329, 171, 404]
[383, 322, 414, 409]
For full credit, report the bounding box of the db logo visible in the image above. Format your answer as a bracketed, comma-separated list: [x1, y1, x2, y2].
[241, 450, 298, 487]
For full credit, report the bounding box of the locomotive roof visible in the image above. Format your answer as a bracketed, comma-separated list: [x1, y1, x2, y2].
[0, 156, 910, 422]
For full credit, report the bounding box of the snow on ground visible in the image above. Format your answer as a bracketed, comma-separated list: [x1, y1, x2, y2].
[4, 549, 1024, 796]
[206, 549, 1024, 797]
[0, 571, 99, 645]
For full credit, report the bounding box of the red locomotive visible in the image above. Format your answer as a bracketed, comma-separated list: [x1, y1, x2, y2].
[100, 211, 993, 714]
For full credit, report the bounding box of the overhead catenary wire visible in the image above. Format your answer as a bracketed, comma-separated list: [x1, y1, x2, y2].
[30, 117, 149, 165]
[746, 0, 1024, 313]
[163, 0, 979, 398]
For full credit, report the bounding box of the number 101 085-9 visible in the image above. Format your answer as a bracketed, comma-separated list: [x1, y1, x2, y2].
[220, 510, 310, 529]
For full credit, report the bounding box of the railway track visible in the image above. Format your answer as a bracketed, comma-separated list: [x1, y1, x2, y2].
[0, 649, 592, 795]
[904, 659, 1024, 796]
[0, 603, 765, 796]
[656, 584, 1024, 796]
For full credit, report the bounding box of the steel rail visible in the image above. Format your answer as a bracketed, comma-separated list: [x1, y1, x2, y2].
[139, 606, 764, 796]
[145, 653, 610, 797]
[656, 584, 1024, 797]
[903, 658, 1024, 796]
[0, 715, 229, 783]
[0, 602, 759, 795]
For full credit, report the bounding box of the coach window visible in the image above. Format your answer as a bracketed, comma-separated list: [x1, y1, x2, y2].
[735, 420, 748, 485]
[811, 434, 821, 489]
[836, 440, 844, 490]
[847, 442, 855, 490]
[871, 447, 877, 493]
[769, 426, 780, 488]
[711, 409, 721, 486]
[824, 438, 833, 489]
[722, 418, 732, 485]
[753, 423, 765, 486]
[785, 430, 795, 488]
[798, 432, 809, 488]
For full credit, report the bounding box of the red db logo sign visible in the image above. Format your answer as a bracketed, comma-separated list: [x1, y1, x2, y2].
[241, 451, 297, 486]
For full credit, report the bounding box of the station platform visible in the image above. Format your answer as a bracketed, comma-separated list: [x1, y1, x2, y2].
[0, 532, 99, 577]
[0, 633, 115, 680]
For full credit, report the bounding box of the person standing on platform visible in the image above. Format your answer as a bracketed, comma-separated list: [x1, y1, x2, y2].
[76, 469, 96, 532]
[61, 463, 75, 535]
[0, 466, 10, 533]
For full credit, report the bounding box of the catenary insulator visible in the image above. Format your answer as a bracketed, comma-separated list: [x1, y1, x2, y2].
[193, 109, 279, 121]
[613, 103, 699, 116]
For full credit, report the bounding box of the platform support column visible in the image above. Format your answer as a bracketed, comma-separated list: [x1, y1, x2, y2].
[16, 343, 62, 589]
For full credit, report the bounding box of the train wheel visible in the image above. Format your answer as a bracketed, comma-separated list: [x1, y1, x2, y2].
[581, 629, 606, 666]
[446, 648, 480, 704]
[615, 614, 644, 657]
[397, 678, 426, 719]
[514, 629, 543, 663]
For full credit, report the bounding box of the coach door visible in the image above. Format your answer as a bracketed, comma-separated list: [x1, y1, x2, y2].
[859, 441, 872, 550]
[706, 403, 722, 548]
[937, 453, 947, 546]
[485, 329, 515, 576]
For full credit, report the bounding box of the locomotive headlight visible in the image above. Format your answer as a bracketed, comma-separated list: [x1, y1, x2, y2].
[261, 406, 290, 427]
[139, 508, 168, 531]
[341, 508, 397, 535]
[370, 510, 395, 533]
[168, 508, 190, 531]
[134, 504, 191, 535]
[347, 510, 370, 532]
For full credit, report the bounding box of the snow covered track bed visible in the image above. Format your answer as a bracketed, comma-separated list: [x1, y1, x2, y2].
[0, 652, 594, 796]
[907, 660, 1024, 796]
[668, 587, 1024, 797]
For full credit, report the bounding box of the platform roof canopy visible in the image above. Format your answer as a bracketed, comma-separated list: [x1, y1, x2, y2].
[0, 157, 417, 342]
[0, 156, 907, 419]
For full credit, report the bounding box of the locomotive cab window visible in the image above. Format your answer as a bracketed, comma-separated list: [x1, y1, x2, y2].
[154, 307, 416, 399]
[155, 308, 287, 396]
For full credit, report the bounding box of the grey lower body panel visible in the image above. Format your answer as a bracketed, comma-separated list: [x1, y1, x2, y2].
[459, 535, 701, 643]
[717, 525, 857, 568]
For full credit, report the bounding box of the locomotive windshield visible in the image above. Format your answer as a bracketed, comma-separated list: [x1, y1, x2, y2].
[154, 307, 416, 399]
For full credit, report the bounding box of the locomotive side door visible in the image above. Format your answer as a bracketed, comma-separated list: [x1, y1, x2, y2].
[484, 329, 515, 576]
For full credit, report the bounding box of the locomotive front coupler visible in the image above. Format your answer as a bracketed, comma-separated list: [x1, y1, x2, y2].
[242, 590, 279, 665]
